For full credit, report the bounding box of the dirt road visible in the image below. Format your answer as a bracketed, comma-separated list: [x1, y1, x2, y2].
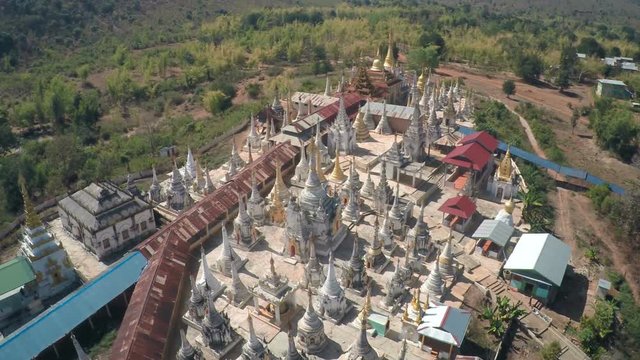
[438, 64, 591, 119]
[438, 64, 640, 187]
[439, 64, 640, 300]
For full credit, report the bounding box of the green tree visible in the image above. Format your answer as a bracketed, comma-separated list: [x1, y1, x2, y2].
[589, 99, 640, 161]
[555, 69, 570, 91]
[577, 37, 605, 58]
[44, 76, 74, 132]
[579, 300, 615, 356]
[577, 57, 606, 81]
[417, 31, 446, 56]
[112, 45, 129, 66]
[407, 45, 440, 71]
[202, 90, 228, 115]
[77, 64, 90, 83]
[106, 69, 135, 107]
[502, 79, 516, 99]
[513, 54, 543, 83]
[541, 341, 562, 360]
[245, 83, 262, 99]
[0, 107, 17, 154]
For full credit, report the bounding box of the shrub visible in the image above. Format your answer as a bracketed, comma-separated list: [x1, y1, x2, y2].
[513, 54, 543, 82]
[202, 90, 228, 115]
[246, 83, 262, 99]
[502, 79, 516, 97]
[541, 341, 562, 360]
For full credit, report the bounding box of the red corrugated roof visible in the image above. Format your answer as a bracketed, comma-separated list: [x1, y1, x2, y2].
[111, 229, 191, 360]
[136, 142, 298, 258]
[317, 93, 361, 121]
[460, 131, 498, 153]
[113, 142, 299, 359]
[438, 196, 477, 219]
[442, 142, 492, 171]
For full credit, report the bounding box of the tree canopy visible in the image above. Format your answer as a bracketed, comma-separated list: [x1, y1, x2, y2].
[589, 98, 640, 162]
[407, 45, 440, 71]
[513, 54, 543, 82]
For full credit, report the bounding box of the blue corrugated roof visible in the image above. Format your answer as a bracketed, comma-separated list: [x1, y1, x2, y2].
[0, 251, 147, 359]
[457, 126, 625, 195]
[559, 166, 588, 180]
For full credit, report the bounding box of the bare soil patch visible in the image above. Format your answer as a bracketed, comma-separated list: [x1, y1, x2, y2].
[439, 64, 640, 188]
[550, 188, 640, 302]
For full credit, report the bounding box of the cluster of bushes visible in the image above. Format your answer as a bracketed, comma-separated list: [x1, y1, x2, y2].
[589, 98, 639, 162]
[514, 102, 565, 163]
[517, 161, 555, 232]
[577, 300, 616, 357]
[473, 100, 529, 149]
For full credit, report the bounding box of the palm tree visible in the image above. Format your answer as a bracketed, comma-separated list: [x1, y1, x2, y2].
[519, 190, 545, 223]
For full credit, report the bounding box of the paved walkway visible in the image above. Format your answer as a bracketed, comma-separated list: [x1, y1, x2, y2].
[49, 218, 107, 281]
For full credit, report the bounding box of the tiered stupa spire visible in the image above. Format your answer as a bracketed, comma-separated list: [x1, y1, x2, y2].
[328, 151, 347, 183]
[354, 106, 371, 142]
[374, 100, 392, 135]
[362, 101, 376, 130]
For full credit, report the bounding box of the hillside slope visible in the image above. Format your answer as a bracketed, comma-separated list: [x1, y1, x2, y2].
[432, 0, 640, 25]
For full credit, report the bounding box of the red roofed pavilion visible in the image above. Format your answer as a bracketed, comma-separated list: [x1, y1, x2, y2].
[442, 142, 492, 171]
[438, 195, 477, 232]
[442, 131, 498, 196]
[459, 131, 499, 154]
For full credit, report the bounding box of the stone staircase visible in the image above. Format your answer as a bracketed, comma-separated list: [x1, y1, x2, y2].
[485, 279, 507, 296]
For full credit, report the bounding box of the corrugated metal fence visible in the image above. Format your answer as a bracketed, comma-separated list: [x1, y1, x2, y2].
[458, 126, 626, 195]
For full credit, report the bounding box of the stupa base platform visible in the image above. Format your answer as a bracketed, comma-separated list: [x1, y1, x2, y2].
[230, 235, 265, 251]
[196, 335, 242, 360]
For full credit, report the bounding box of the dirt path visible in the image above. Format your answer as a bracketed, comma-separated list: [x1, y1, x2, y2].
[441, 63, 640, 300]
[438, 64, 592, 119]
[438, 64, 640, 188]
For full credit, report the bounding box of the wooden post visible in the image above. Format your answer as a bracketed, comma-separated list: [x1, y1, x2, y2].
[123, 291, 129, 306]
[88, 316, 95, 330]
[105, 303, 113, 318]
[53, 343, 60, 358]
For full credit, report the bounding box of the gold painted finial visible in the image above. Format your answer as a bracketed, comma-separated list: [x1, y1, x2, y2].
[384, 32, 395, 69]
[328, 151, 347, 182]
[498, 145, 513, 181]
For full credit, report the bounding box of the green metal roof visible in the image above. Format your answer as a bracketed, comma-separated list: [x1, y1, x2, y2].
[0, 256, 36, 295]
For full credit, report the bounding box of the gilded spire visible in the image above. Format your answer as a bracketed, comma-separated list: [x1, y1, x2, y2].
[328, 151, 347, 182]
[411, 288, 421, 312]
[384, 32, 395, 70]
[498, 146, 513, 181]
[417, 68, 426, 93]
[357, 285, 372, 326]
[20, 175, 42, 229]
[371, 46, 384, 72]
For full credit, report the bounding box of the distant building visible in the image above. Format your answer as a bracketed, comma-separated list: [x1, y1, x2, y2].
[503, 233, 571, 305]
[0, 257, 40, 332]
[58, 182, 156, 260]
[596, 79, 632, 99]
[603, 56, 638, 72]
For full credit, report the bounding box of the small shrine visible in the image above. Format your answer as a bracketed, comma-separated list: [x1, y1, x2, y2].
[231, 196, 264, 250]
[251, 256, 295, 327]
